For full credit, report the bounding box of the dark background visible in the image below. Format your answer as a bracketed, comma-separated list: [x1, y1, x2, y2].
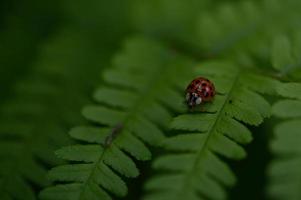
[0, 1, 280, 199]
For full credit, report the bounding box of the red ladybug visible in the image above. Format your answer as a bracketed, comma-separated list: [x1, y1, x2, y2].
[185, 77, 216, 109]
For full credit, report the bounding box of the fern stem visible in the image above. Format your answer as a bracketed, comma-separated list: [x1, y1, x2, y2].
[73, 51, 182, 199]
[78, 150, 106, 200]
[178, 70, 241, 198]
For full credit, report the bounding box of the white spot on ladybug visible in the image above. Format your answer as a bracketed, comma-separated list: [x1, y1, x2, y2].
[196, 97, 202, 105]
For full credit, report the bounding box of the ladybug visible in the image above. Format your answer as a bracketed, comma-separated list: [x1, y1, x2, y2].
[185, 77, 216, 109]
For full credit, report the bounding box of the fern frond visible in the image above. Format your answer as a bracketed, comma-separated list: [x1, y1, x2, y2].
[133, 0, 301, 64]
[196, 0, 301, 60]
[40, 37, 195, 200]
[266, 30, 301, 199]
[268, 82, 301, 200]
[144, 61, 273, 200]
[0, 28, 112, 200]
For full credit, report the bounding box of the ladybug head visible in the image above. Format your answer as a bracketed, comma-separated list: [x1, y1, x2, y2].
[186, 92, 202, 108]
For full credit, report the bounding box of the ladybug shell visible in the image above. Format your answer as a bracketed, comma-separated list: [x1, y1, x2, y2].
[186, 77, 215, 102]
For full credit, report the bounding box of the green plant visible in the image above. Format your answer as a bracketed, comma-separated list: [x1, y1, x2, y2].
[0, 0, 61, 102]
[1, 0, 301, 200]
[144, 62, 274, 200]
[0, 28, 107, 200]
[39, 37, 194, 200]
[267, 33, 301, 200]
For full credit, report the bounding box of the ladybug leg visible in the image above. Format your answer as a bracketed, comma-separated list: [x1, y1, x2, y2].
[188, 103, 197, 112]
[188, 105, 194, 112]
[192, 106, 197, 112]
[200, 106, 205, 113]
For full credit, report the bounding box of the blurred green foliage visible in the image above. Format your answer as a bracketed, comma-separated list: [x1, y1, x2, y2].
[1, 0, 301, 200]
[0, 0, 62, 100]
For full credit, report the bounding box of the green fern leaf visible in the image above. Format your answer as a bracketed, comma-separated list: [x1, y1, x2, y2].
[40, 37, 195, 200]
[134, 0, 301, 66]
[266, 30, 301, 200]
[271, 33, 301, 76]
[276, 83, 301, 99]
[144, 61, 272, 200]
[0, 28, 115, 200]
[196, 0, 301, 59]
[271, 35, 295, 72]
[268, 82, 301, 200]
